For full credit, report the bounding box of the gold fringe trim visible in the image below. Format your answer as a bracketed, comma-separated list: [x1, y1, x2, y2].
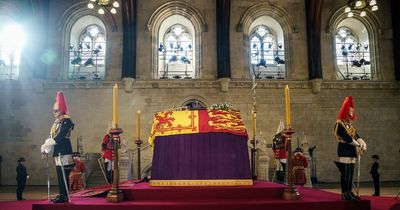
[334, 120, 357, 143]
[150, 179, 253, 186]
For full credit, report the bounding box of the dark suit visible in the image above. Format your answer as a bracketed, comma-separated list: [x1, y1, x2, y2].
[16, 163, 27, 200]
[370, 161, 380, 196]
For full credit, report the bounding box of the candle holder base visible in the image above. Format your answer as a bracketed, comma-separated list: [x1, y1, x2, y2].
[135, 138, 143, 179]
[106, 127, 124, 203]
[282, 185, 300, 200]
[106, 189, 124, 203]
[281, 127, 300, 200]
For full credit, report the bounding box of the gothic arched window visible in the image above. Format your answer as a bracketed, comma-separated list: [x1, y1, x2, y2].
[182, 99, 207, 110]
[335, 25, 371, 80]
[158, 24, 194, 79]
[249, 21, 285, 79]
[0, 20, 25, 80]
[69, 16, 107, 80]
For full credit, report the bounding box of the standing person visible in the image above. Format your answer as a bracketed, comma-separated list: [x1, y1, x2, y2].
[292, 148, 308, 186]
[101, 132, 113, 184]
[16, 157, 28, 201]
[370, 155, 380, 196]
[334, 96, 366, 201]
[272, 120, 286, 184]
[69, 152, 86, 192]
[44, 91, 75, 203]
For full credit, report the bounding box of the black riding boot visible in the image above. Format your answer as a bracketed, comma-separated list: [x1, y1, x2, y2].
[348, 163, 360, 200]
[340, 164, 347, 199]
[342, 164, 351, 200]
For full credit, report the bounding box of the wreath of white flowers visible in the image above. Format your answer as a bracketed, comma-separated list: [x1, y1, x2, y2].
[210, 103, 232, 110]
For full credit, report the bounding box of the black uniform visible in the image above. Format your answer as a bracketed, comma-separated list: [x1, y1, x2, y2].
[370, 161, 380, 196]
[16, 162, 27, 200]
[51, 116, 75, 202]
[335, 121, 359, 158]
[334, 120, 360, 200]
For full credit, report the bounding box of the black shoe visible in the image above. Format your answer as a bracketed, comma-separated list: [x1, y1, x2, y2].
[51, 196, 68, 203]
[17, 198, 25, 201]
[50, 195, 60, 202]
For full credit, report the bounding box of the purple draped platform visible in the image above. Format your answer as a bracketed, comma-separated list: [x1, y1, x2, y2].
[151, 132, 251, 180]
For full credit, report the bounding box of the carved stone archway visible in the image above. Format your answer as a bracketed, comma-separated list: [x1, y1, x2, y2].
[237, 2, 295, 79]
[57, 1, 117, 80]
[147, 1, 207, 79]
[327, 7, 382, 80]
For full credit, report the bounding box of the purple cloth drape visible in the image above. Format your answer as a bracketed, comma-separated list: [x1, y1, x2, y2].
[151, 132, 251, 180]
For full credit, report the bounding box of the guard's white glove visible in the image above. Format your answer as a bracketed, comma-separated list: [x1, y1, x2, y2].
[27, 175, 29, 179]
[350, 139, 360, 147]
[356, 138, 367, 155]
[41, 138, 56, 153]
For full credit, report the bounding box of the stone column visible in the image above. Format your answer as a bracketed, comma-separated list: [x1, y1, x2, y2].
[216, 0, 231, 78]
[121, 0, 138, 79]
[305, 0, 324, 79]
[392, 0, 400, 81]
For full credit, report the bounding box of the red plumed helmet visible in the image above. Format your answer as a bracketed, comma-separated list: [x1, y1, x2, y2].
[54, 91, 69, 114]
[337, 96, 355, 121]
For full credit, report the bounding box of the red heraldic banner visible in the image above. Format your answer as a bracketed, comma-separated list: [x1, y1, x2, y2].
[149, 109, 248, 146]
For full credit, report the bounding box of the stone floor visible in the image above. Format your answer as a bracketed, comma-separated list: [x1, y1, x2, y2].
[0, 181, 399, 202]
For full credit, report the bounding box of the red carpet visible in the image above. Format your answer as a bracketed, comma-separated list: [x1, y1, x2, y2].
[0, 181, 398, 210]
[0, 200, 35, 210]
[364, 195, 400, 210]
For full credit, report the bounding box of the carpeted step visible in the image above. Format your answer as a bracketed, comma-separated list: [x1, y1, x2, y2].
[32, 196, 371, 210]
[120, 181, 285, 201]
[31, 181, 371, 210]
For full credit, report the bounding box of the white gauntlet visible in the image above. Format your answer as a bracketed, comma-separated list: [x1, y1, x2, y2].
[349, 139, 360, 147]
[356, 138, 367, 155]
[357, 138, 367, 151]
[41, 138, 56, 154]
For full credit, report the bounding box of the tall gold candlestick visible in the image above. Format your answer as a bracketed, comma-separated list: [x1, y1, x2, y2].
[113, 83, 118, 128]
[137, 110, 141, 139]
[285, 85, 291, 128]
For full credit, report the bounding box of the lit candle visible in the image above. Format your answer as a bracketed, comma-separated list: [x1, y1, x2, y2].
[113, 83, 118, 128]
[137, 110, 141, 139]
[251, 110, 256, 138]
[285, 85, 291, 128]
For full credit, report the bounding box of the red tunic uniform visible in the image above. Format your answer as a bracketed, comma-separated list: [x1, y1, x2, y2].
[291, 152, 308, 186]
[272, 133, 287, 159]
[101, 134, 113, 161]
[69, 159, 86, 191]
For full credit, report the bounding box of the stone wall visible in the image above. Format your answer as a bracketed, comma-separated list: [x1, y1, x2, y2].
[0, 0, 399, 185]
[0, 80, 399, 185]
